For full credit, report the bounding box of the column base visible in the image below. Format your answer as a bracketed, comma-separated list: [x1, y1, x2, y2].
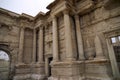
[36, 62, 45, 64]
[50, 59, 113, 80]
[14, 63, 46, 80]
[94, 56, 106, 60]
[16, 63, 25, 66]
[32, 63, 45, 74]
[65, 57, 76, 61]
[13, 74, 46, 80]
[50, 61, 85, 80]
[84, 59, 113, 80]
[79, 57, 85, 61]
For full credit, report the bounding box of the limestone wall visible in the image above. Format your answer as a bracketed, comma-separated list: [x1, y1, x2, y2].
[23, 28, 33, 64]
[0, 59, 9, 80]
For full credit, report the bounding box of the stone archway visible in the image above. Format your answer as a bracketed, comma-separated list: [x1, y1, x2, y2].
[0, 50, 10, 80]
[0, 44, 14, 80]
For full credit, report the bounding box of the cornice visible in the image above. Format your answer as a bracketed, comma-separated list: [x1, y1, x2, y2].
[0, 8, 20, 19]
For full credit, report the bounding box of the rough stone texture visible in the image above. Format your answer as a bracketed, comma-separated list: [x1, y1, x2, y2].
[0, 0, 120, 80]
[0, 59, 9, 80]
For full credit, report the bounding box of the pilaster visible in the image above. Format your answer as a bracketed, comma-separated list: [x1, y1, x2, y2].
[38, 26, 44, 63]
[18, 27, 24, 64]
[32, 29, 37, 63]
[52, 16, 59, 62]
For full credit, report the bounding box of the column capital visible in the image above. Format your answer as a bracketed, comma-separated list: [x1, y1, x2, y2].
[33, 28, 36, 32]
[63, 9, 70, 14]
[51, 15, 57, 21]
[74, 14, 79, 19]
[20, 22, 25, 29]
[39, 25, 44, 30]
[20, 26, 25, 29]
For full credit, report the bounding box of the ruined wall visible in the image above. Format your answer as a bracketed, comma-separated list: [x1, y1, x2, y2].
[78, 0, 120, 79]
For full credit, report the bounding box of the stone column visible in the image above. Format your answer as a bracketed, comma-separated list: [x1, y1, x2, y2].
[45, 58, 49, 76]
[52, 16, 59, 62]
[18, 27, 24, 64]
[94, 35, 105, 59]
[32, 29, 36, 63]
[75, 15, 85, 60]
[38, 26, 44, 63]
[63, 10, 75, 61]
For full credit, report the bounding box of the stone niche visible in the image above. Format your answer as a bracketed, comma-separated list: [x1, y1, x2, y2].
[23, 28, 33, 64]
[0, 24, 12, 41]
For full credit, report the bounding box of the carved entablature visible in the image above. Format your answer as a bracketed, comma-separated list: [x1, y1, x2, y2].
[104, 27, 120, 38]
[76, 0, 94, 14]
[104, 0, 120, 10]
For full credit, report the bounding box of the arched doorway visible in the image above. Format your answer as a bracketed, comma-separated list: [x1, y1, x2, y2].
[0, 50, 10, 80]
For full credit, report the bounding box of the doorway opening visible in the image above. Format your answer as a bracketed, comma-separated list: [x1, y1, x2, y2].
[111, 36, 120, 72]
[48, 57, 53, 77]
[0, 50, 10, 80]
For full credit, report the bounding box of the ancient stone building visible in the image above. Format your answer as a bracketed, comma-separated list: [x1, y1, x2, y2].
[0, 0, 120, 80]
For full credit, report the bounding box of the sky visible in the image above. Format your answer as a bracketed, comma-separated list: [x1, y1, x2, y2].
[0, 50, 9, 61]
[0, 0, 54, 16]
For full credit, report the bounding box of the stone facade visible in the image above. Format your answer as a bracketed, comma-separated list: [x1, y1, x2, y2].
[0, 0, 120, 80]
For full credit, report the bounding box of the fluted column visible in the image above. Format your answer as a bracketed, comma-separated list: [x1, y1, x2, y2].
[38, 26, 44, 63]
[18, 27, 24, 63]
[32, 29, 36, 63]
[63, 10, 75, 61]
[75, 15, 85, 60]
[52, 16, 59, 62]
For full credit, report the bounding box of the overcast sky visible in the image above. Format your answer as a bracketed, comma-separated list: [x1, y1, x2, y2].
[0, 0, 54, 16]
[0, 50, 9, 61]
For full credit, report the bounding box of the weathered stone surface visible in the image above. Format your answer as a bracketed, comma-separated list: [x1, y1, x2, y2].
[0, 0, 120, 80]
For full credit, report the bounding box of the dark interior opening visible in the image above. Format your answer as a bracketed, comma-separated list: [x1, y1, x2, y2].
[48, 57, 53, 77]
[114, 46, 120, 72]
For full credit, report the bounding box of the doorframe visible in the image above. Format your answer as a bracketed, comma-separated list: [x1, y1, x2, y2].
[104, 28, 120, 78]
[45, 54, 53, 77]
[0, 43, 13, 79]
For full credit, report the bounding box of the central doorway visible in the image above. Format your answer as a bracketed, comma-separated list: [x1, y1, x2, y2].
[0, 50, 10, 80]
[48, 57, 53, 77]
